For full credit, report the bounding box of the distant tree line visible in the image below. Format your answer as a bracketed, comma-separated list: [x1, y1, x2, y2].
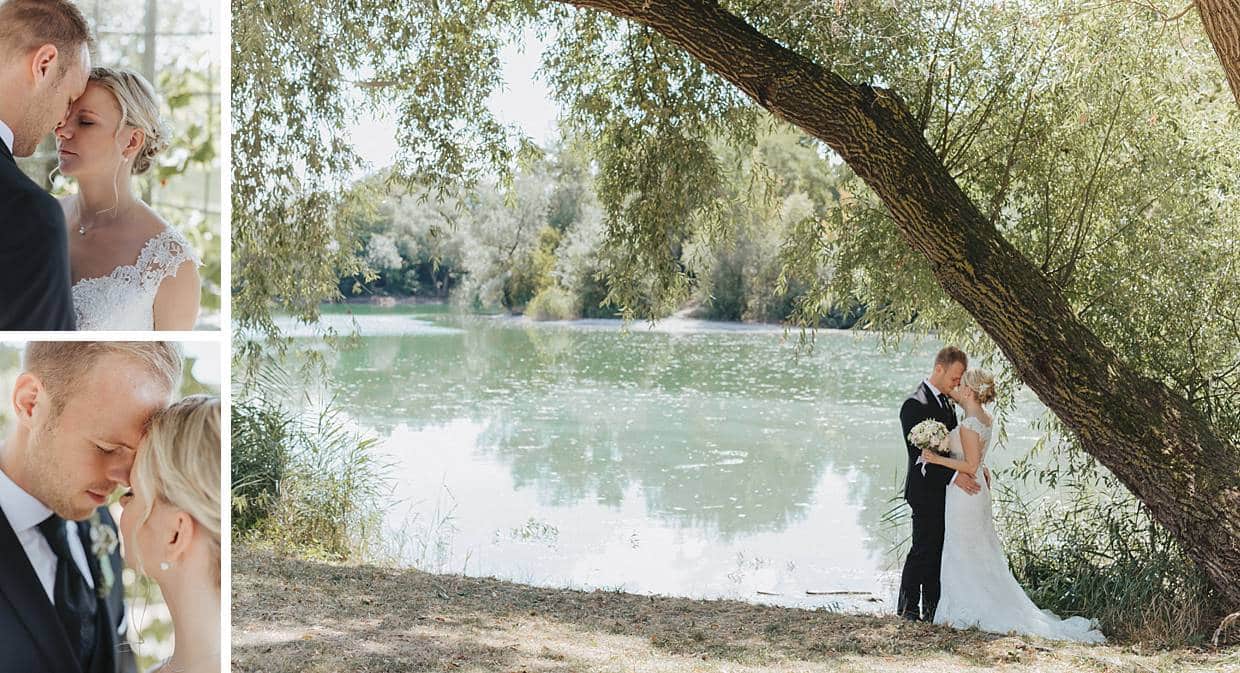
[337, 123, 866, 327]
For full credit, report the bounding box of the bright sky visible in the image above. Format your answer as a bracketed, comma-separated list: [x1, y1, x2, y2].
[348, 27, 559, 176]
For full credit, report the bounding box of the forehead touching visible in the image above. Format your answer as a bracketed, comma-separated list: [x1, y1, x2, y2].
[68, 80, 118, 117]
[55, 353, 171, 447]
[36, 43, 91, 106]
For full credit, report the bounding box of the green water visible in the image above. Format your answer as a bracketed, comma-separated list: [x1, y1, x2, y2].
[289, 304, 1050, 610]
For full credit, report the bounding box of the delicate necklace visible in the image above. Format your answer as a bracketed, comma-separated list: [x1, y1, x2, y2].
[75, 197, 132, 236]
[72, 198, 89, 236]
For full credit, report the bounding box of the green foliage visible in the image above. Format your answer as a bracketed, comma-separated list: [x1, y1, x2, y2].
[230, 399, 290, 535]
[234, 0, 1239, 631]
[526, 285, 580, 321]
[328, 122, 868, 325]
[234, 0, 1239, 420]
[996, 452, 1222, 647]
[505, 225, 562, 311]
[231, 367, 390, 562]
[232, 0, 543, 349]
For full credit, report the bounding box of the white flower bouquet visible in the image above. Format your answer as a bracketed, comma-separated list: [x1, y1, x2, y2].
[908, 419, 951, 457]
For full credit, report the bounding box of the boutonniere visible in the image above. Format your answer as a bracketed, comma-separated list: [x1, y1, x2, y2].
[88, 511, 118, 598]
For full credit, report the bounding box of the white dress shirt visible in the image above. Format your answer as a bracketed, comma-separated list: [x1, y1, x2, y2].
[0, 118, 14, 155]
[923, 378, 947, 405]
[0, 465, 95, 604]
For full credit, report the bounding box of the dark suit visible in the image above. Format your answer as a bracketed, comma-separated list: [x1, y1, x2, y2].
[0, 139, 76, 330]
[0, 506, 136, 673]
[896, 381, 958, 621]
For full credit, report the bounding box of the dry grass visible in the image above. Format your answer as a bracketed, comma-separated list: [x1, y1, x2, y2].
[232, 547, 1239, 673]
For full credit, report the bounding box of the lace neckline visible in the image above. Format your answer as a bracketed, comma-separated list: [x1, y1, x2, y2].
[964, 414, 993, 430]
[72, 228, 189, 287]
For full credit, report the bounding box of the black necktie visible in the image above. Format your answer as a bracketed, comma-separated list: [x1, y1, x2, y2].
[938, 393, 951, 410]
[37, 514, 98, 671]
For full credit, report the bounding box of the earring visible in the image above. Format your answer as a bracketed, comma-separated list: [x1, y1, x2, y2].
[159, 561, 173, 571]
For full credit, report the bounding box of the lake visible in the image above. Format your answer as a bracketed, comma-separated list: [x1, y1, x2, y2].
[286, 304, 1053, 612]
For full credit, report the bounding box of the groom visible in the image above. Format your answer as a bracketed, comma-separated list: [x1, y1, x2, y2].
[0, 0, 94, 330]
[0, 342, 182, 673]
[896, 346, 980, 622]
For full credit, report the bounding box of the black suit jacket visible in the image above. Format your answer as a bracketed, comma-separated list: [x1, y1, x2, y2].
[900, 382, 959, 506]
[0, 140, 76, 330]
[0, 505, 135, 673]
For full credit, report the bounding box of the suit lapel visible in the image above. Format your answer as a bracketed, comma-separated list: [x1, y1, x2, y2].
[922, 382, 956, 428]
[922, 382, 942, 416]
[0, 137, 14, 165]
[0, 507, 82, 673]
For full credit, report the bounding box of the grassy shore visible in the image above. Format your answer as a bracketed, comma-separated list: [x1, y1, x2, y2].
[232, 547, 1237, 673]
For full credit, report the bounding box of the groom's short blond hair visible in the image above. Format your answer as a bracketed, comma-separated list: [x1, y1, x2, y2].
[0, 0, 93, 71]
[934, 346, 968, 370]
[24, 342, 182, 417]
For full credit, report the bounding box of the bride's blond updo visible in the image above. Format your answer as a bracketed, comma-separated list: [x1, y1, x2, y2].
[88, 66, 170, 175]
[131, 395, 221, 585]
[962, 368, 997, 404]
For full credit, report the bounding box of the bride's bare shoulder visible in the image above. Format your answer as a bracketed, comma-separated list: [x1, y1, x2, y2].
[133, 201, 171, 240]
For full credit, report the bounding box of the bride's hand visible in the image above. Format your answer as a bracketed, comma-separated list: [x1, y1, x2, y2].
[921, 447, 938, 464]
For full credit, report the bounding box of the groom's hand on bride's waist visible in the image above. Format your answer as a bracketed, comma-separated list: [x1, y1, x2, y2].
[955, 472, 981, 495]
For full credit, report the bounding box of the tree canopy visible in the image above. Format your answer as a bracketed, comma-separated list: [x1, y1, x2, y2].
[233, 0, 1239, 602]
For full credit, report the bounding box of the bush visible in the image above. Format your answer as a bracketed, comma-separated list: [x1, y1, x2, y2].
[525, 286, 580, 321]
[232, 386, 390, 562]
[994, 468, 1223, 646]
[230, 400, 291, 535]
[504, 226, 561, 311]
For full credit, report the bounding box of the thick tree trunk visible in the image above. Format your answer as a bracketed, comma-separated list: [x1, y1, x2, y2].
[554, 0, 1240, 605]
[1198, 0, 1240, 108]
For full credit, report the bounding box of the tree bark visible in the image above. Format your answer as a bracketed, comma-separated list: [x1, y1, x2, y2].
[1198, 0, 1240, 108]
[553, 0, 1240, 605]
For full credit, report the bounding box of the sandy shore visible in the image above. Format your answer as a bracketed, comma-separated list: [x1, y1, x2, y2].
[232, 548, 1237, 673]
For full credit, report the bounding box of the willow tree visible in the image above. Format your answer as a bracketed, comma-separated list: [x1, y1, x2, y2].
[233, 0, 1240, 603]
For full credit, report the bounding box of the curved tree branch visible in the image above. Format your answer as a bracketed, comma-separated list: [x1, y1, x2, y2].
[551, 0, 1240, 604]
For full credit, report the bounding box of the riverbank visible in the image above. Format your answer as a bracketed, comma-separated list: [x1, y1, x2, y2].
[328, 296, 851, 329]
[232, 548, 1236, 672]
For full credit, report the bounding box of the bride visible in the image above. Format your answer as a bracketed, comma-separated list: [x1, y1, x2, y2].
[119, 395, 220, 673]
[54, 66, 200, 330]
[919, 369, 1105, 643]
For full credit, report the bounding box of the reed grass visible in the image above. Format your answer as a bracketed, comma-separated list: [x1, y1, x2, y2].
[231, 365, 391, 562]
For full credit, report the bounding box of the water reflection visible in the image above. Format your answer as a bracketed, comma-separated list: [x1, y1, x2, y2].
[295, 305, 1045, 609]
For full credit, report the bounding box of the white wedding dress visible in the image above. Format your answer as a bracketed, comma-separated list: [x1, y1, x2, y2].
[935, 416, 1105, 643]
[72, 228, 200, 330]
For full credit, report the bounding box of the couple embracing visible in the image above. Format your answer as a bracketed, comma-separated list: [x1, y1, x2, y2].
[898, 346, 1104, 643]
[0, 343, 220, 673]
[0, 0, 200, 331]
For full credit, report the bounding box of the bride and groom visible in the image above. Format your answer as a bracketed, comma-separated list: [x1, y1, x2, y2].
[0, 0, 200, 332]
[0, 342, 220, 673]
[898, 346, 1104, 643]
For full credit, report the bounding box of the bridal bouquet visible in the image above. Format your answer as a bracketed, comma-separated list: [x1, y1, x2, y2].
[909, 419, 951, 457]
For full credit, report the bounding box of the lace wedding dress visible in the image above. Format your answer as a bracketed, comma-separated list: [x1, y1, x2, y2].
[72, 228, 200, 330]
[934, 416, 1105, 643]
